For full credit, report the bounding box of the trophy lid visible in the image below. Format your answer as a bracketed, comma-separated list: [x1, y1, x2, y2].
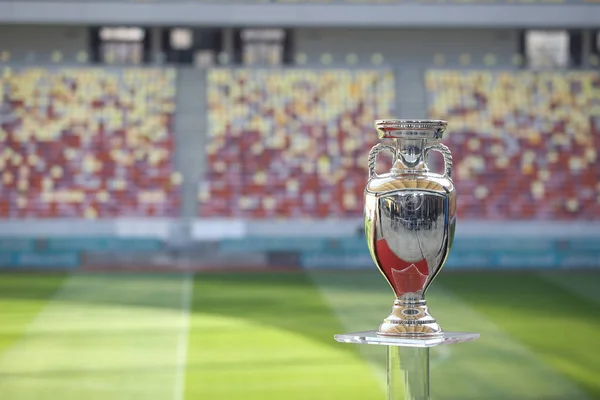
[375, 119, 447, 140]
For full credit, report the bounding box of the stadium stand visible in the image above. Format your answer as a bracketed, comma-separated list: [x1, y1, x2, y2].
[0, 67, 181, 218]
[426, 70, 600, 220]
[200, 68, 395, 218]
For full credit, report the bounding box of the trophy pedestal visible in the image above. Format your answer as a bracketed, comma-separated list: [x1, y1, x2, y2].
[335, 331, 479, 400]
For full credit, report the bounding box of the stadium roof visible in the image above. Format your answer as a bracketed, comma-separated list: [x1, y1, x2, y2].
[0, 0, 598, 26]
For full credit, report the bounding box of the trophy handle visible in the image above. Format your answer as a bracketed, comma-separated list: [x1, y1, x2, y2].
[368, 143, 396, 179]
[425, 144, 453, 179]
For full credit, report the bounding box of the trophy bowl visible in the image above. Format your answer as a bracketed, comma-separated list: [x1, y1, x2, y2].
[364, 119, 456, 337]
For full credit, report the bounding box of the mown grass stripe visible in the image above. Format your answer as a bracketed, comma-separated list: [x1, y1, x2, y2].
[540, 271, 600, 307]
[184, 272, 384, 400]
[0, 273, 191, 400]
[439, 272, 599, 399]
[311, 269, 590, 400]
[0, 273, 67, 356]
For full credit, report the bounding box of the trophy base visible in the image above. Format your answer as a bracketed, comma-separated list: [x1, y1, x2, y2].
[377, 299, 443, 337]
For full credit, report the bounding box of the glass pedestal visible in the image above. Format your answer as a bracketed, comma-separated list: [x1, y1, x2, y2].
[334, 331, 479, 400]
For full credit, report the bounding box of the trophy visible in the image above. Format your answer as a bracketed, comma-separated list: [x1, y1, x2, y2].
[364, 119, 456, 337]
[335, 119, 476, 400]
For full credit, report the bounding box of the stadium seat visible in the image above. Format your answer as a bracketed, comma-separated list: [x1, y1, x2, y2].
[200, 68, 395, 218]
[426, 70, 600, 220]
[0, 67, 181, 218]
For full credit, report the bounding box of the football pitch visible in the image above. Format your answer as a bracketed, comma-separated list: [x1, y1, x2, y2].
[0, 270, 598, 400]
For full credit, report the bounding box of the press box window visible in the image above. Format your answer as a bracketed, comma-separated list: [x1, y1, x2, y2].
[525, 30, 570, 69]
[91, 26, 148, 65]
[163, 28, 222, 65]
[591, 30, 600, 66]
[234, 28, 292, 66]
[170, 29, 193, 50]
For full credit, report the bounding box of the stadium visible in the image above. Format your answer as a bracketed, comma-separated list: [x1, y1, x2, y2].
[0, 1, 599, 399]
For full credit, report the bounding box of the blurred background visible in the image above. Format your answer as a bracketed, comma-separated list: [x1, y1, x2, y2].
[0, 1, 599, 399]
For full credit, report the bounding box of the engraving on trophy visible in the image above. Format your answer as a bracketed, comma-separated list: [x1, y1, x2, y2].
[365, 119, 456, 337]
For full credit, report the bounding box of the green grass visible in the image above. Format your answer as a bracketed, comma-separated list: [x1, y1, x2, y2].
[0, 270, 598, 399]
[0, 273, 67, 354]
[185, 273, 383, 400]
[439, 272, 600, 399]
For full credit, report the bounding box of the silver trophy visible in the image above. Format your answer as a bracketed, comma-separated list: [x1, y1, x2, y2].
[364, 119, 456, 337]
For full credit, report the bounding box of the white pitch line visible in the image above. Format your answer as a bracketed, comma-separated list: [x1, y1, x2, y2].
[173, 272, 193, 400]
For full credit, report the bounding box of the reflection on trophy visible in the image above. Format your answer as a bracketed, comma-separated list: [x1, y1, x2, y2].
[364, 119, 456, 337]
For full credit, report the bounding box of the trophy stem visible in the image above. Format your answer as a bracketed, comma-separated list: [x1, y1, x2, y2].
[377, 299, 443, 337]
[334, 331, 480, 400]
[388, 345, 430, 400]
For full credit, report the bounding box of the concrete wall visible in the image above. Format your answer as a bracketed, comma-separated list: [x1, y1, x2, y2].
[0, 25, 88, 62]
[294, 28, 520, 67]
[0, 218, 599, 240]
[1, 25, 596, 69]
[174, 68, 207, 221]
